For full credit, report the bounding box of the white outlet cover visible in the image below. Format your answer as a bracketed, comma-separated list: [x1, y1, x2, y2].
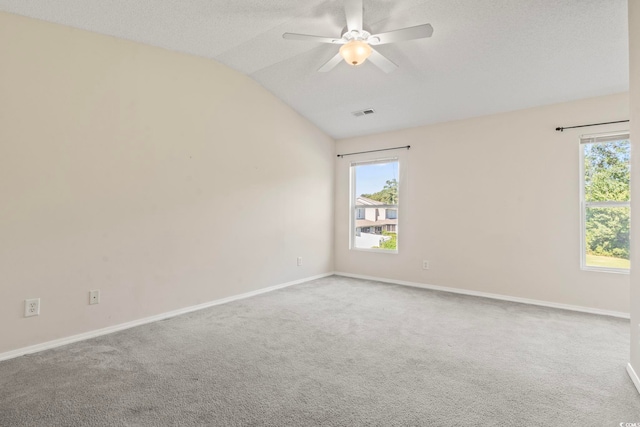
[24, 298, 40, 317]
[89, 290, 100, 305]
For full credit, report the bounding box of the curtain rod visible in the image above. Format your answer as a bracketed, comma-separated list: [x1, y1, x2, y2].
[555, 120, 629, 132]
[337, 145, 410, 158]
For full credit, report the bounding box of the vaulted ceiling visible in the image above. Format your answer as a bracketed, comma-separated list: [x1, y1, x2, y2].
[0, 0, 628, 139]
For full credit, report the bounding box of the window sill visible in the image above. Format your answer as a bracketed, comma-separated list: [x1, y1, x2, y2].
[350, 247, 398, 254]
[581, 266, 630, 275]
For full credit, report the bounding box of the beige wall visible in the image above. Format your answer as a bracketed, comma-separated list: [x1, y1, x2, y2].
[0, 13, 335, 354]
[335, 93, 630, 313]
[629, 0, 640, 380]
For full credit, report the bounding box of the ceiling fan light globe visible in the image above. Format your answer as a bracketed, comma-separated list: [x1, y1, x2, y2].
[339, 40, 372, 66]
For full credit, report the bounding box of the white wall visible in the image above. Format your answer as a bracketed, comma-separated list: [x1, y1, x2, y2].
[0, 13, 335, 354]
[629, 0, 640, 387]
[335, 93, 630, 313]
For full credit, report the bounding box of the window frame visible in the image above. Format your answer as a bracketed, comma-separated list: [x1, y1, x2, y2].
[349, 157, 399, 254]
[579, 131, 630, 274]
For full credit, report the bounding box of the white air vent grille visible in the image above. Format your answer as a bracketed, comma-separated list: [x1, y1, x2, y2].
[352, 109, 376, 117]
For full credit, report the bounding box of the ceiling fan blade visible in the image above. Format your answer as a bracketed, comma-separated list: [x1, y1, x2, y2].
[344, 0, 363, 32]
[318, 52, 344, 72]
[283, 33, 345, 44]
[367, 48, 398, 73]
[368, 24, 434, 45]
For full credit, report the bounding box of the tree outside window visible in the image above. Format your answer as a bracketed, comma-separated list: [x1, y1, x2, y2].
[581, 134, 630, 271]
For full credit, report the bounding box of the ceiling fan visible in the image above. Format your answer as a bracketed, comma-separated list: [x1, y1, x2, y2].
[282, 0, 433, 73]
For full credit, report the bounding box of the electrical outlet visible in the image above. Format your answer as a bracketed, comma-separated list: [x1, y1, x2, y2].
[422, 260, 430, 270]
[24, 298, 40, 317]
[89, 290, 100, 305]
[297, 257, 303, 267]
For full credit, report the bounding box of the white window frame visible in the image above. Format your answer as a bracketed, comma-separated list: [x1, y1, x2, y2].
[350, 157, 399, 254]
[579, 131, 630, 274]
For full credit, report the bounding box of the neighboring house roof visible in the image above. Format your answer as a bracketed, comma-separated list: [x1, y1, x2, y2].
[356, 196, 385, 206]
[356, 219, 398, 228]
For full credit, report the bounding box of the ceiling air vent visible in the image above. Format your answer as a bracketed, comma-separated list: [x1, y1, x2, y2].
[352, 109, 375, 117]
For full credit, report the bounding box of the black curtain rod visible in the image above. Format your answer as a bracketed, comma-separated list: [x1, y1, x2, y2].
[555, 120, 629, 132]
[337, 145, 410, 158]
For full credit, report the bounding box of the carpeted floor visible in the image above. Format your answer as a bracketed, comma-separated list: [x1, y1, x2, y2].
[1, 275, 639, 426]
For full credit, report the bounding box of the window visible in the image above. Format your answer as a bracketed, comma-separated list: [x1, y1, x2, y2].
[580, 132, 630, 272]
[351, 158, 399, 252]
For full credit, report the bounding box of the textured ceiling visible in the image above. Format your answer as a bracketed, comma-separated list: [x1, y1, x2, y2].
[0, 0, 629, 139]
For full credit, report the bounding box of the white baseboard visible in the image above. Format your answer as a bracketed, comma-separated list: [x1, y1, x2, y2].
[334, 271, 630, 319]
[0, 272, 333, 363]
[627, 363, 640, 395]
[2, 271, 628, 363]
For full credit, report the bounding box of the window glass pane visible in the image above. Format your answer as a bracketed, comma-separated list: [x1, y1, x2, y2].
[355, 162, 399, 205]
[583, 139, 630, 202]
[352, 160, 398, 251]
[585, 206, 630, 269]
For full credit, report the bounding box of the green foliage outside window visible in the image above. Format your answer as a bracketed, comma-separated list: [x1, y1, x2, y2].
[379, 232, 397, 250]
[584, 140, 630, 262]
[361, 179, 398, 204]
[373, 232, 397, 250]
